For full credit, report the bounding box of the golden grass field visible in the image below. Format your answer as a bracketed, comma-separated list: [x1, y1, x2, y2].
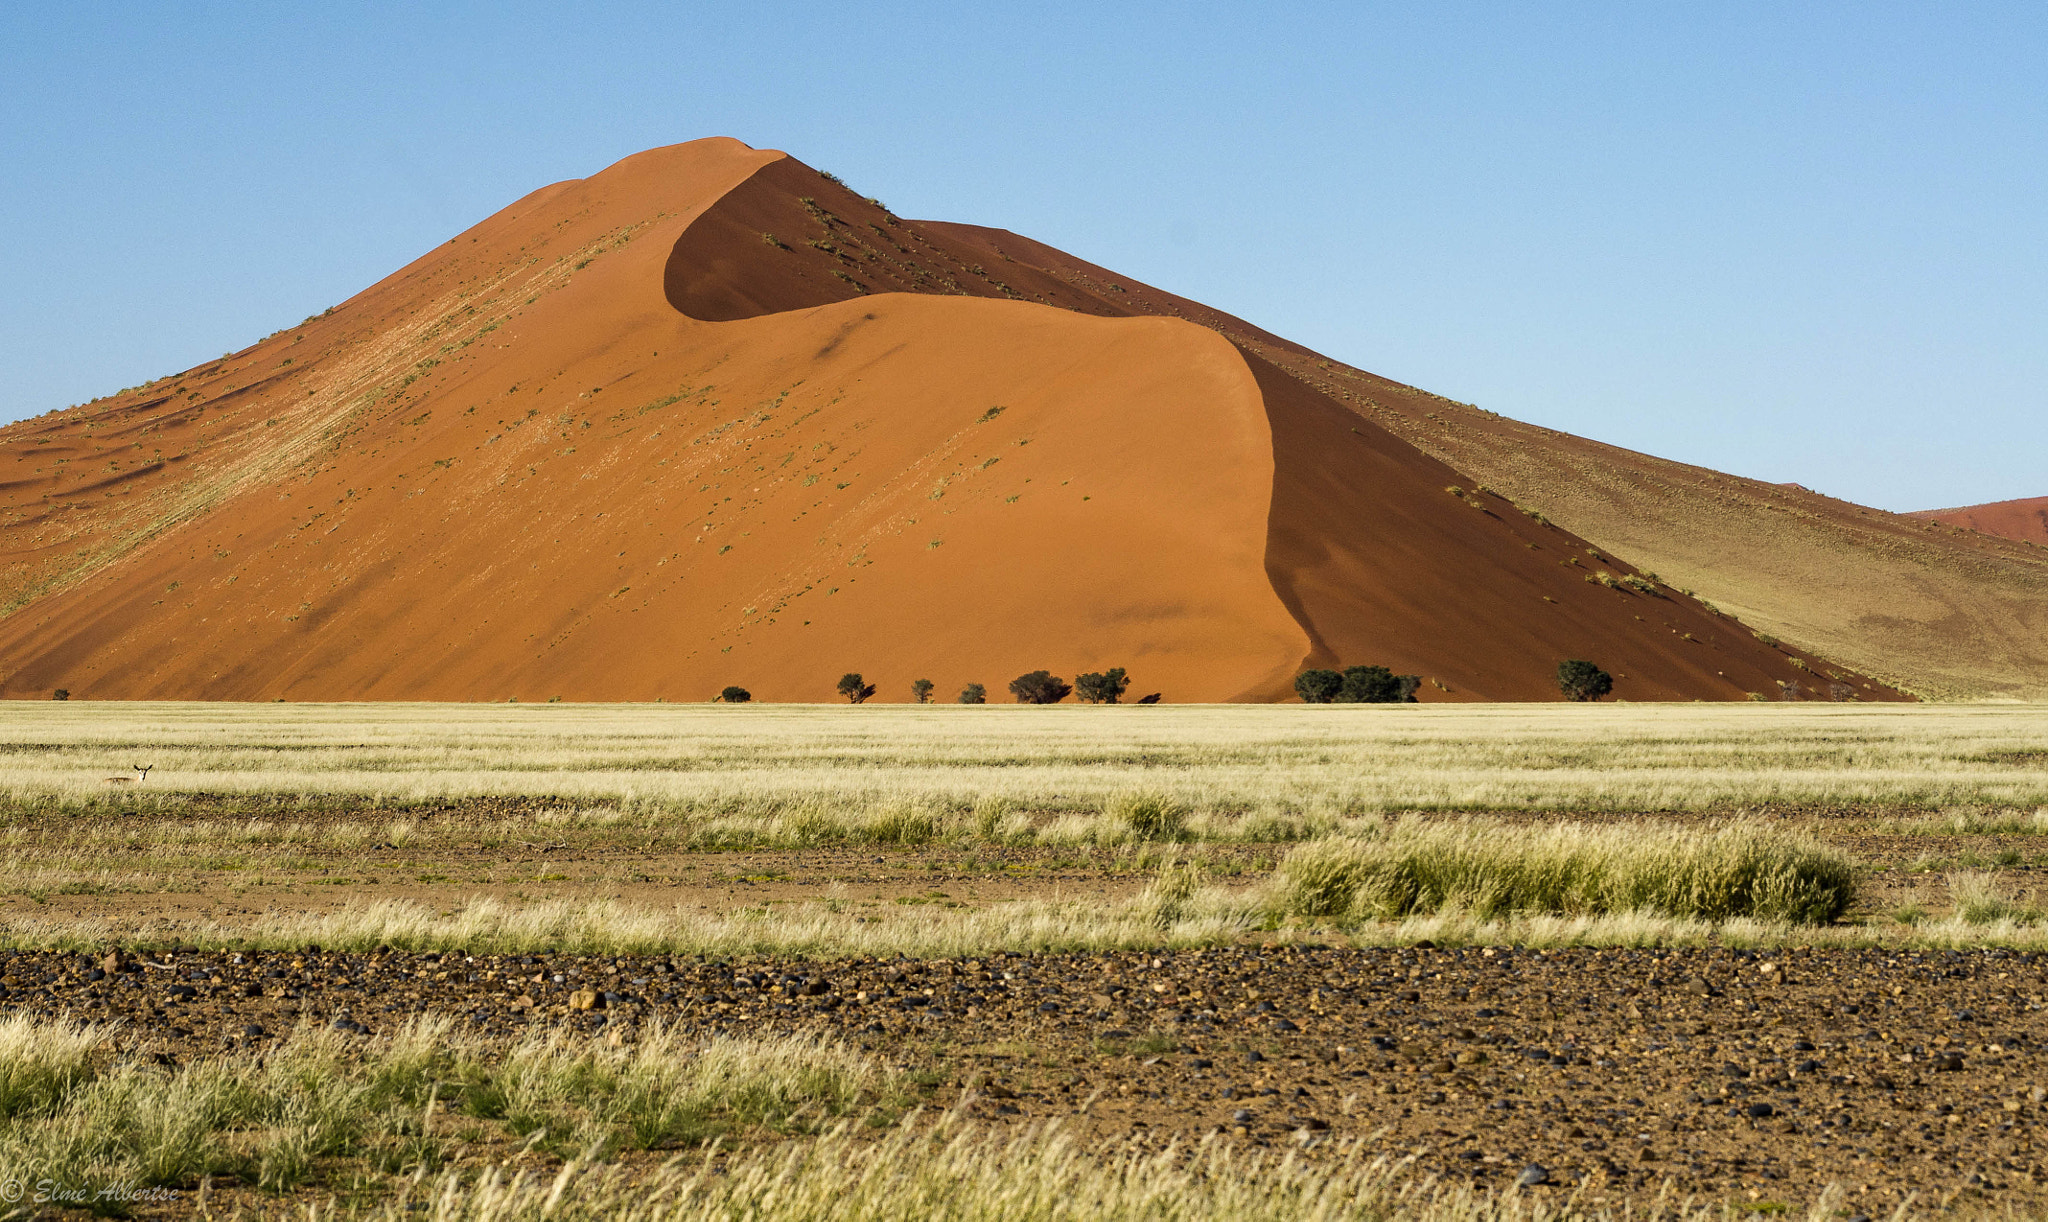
[2, 701, 2045, 815]
[4, 702, 2048, 1218]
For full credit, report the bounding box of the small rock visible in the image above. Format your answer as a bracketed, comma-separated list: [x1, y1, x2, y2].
[1746, 1102, 1775, 1119]
[1516, 1165, 1550, 1187]
[568, 988, 601, 1011]
[1232, 1108, 1254, 1124]
[242, 1024, 265, 1037]
[1244, 1050, 1264, 1064]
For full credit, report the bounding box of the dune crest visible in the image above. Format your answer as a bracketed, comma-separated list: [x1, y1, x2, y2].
[1908, 497, 2048, 548]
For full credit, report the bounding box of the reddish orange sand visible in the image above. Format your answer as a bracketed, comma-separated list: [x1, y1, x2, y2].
[0, 140, 1900, 702]
[1909, 497, 2048, 547]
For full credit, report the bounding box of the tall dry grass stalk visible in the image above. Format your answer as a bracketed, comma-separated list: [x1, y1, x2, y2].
[348, 1118, 1878, 1222]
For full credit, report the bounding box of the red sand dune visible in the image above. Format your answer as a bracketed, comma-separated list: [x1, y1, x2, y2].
[1908, 497, 2048, 547]
[0, 140, 1901, 702]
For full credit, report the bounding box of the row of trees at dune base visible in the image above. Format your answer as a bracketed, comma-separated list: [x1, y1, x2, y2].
[1293, 665, 1422, 704]
[1294, 659, 1614, 703]
[715, 659, 1615, 705]
[713, 669, 1161, 705]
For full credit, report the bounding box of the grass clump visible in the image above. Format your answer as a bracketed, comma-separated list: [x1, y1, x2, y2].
[0, 1016, 880, 1204]
[0, 1012, 106, 1120]
[1271, 818, 1856, 925]
[1107, 792, 1188, 842]
[1948, 870, 2042, 925]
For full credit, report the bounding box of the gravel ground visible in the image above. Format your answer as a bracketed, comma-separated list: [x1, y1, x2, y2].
[7, 941, 2047, 1214]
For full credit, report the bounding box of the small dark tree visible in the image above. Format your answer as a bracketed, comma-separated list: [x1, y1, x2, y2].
[837, 672, 877, 704]
[1075, 667, 1130, 704]
[718, 685, 752, 703]
[51, 689, 69, 702]
[1337, 666, 1395, 703]
[1008, 671, 1072, 704]
[910, 678, 935, 704]
[958, 682, 987, 705]
[1395, 674, 1422, 703]
[1294, 669, 1343, 703]
[1136, 692, 1162, 704]
[1556, 659, 1613, 702]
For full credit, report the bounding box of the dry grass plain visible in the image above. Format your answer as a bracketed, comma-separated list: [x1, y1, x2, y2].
[3, 701, 2048, 1219]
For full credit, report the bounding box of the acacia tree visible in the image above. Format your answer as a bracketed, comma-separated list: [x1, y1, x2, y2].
[1294, 669, 1342, 703]
[837, 672, 877, 704]
[718, 685, 751, 703]
[1075, 667, 1130, 704]
[1008, 671, 1072, 704]
[958, 683, 987, 705]
[910, 678, 935, 703]
[1556, 659, 1613, 702]
[1335, 665, 1421, 704]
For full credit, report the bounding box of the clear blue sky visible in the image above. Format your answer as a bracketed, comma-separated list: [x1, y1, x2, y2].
[4, 2, 2042, 512]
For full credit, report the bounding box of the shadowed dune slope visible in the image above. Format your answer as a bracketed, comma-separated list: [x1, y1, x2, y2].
[924, 226, 2048, 701]
[0, 140, 1904, 702]
[1909, 497, 2048, 548]
[1248, 353, 1823, 702]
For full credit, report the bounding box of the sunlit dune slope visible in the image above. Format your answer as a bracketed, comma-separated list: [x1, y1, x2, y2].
[1909, 497, 2048, 548]
[0, 139, 1902, 702]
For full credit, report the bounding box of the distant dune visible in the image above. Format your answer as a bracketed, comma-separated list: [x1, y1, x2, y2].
[0, 139, 1971, 701]
[1908, 497, 2048, 548]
